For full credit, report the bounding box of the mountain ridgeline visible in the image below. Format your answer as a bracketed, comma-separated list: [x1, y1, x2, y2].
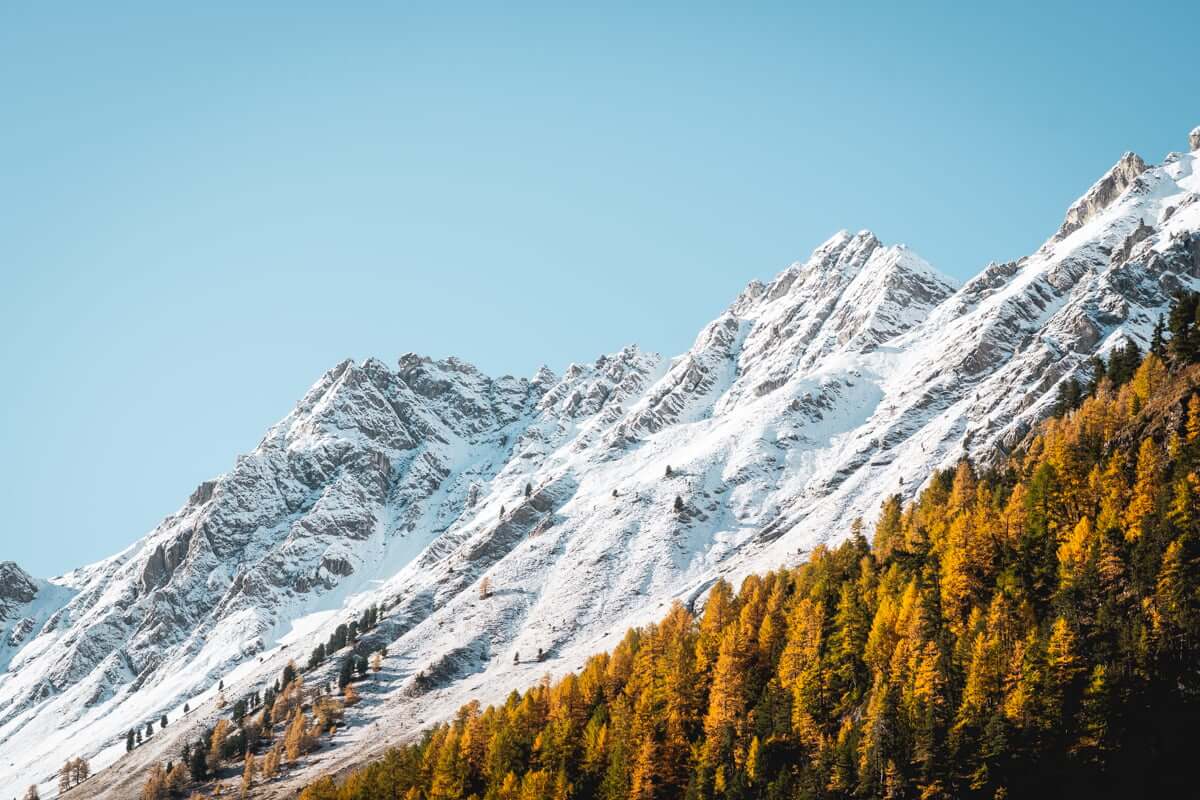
[298, 317, 1200, 800]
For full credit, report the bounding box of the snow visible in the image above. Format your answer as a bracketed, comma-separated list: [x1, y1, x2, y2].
[4, 142, 1200, 799]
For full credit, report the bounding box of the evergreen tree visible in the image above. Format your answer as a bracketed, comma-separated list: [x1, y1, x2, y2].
[309, 642, 327, 669]
[1054, 377, 1084, 415]
[188, 740, 208, 782]
[1151, 314, 1166, 357]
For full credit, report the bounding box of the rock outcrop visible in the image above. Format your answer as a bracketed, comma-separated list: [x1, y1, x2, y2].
[0, 563, 37, 619]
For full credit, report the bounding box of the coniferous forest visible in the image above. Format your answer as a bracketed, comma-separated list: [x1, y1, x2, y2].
[295, 303, 1200, 800]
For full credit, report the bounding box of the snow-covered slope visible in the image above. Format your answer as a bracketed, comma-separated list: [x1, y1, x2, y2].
[10, 128, 1200, 798]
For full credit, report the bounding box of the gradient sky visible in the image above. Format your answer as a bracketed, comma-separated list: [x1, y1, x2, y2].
[2, 1, 1197, 577]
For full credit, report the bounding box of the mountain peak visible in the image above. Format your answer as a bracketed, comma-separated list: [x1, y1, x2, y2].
[1054, 151, 1148, 241]
[811, 229, 881, 273]
[1190, 125, 1200, 152]
[873, 243, 957, 289]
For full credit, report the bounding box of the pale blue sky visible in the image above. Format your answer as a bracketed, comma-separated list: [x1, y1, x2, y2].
[2, 2, 1196, 576]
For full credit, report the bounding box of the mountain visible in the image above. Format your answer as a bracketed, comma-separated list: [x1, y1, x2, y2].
[8, 127, 1200, 798]
[299, 344, 1200, 800]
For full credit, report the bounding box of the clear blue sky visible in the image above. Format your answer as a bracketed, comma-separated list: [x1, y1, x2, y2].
[2, 2, 1196, 577]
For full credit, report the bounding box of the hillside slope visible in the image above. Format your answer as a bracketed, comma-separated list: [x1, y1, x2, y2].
[297, 346, 1200, 800]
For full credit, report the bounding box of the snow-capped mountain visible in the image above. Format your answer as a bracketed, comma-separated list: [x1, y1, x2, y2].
[8, 128, 1200, 798]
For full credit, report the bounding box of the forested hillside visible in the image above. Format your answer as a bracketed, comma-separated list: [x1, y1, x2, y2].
[291, 299, 1200, 800]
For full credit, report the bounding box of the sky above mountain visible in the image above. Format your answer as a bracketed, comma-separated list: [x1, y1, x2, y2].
[1, 0, 1197, 576]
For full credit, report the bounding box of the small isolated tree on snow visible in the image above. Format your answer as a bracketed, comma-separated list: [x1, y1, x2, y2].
[160, 713, 168, 729]
[665, 465, 673, 477]
[23, 785, 40, 800]
[524, 483, 532, 498]
[58, 760, 74, 794]
[674, 495, 684, 513]
[127, 728, 136, 752]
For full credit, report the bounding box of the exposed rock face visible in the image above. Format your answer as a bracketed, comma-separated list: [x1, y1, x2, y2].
[0, 563, 37, 618]
[1055, 151, 1148, 241]
[1191, 126, 1200, 152]
[0, 562, 73, 678]
[11, 129, 1200, 799]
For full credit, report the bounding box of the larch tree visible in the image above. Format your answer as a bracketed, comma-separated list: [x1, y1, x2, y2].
[209, 718, 233, 766]
[240, 750, 258, 797]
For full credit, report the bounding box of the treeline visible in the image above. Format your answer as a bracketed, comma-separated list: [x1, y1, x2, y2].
[134, 603, 388, 799]
[138, 656, 368, 799]
[300, 332, 1200, 798]
[1056, 289, 1200, 414]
